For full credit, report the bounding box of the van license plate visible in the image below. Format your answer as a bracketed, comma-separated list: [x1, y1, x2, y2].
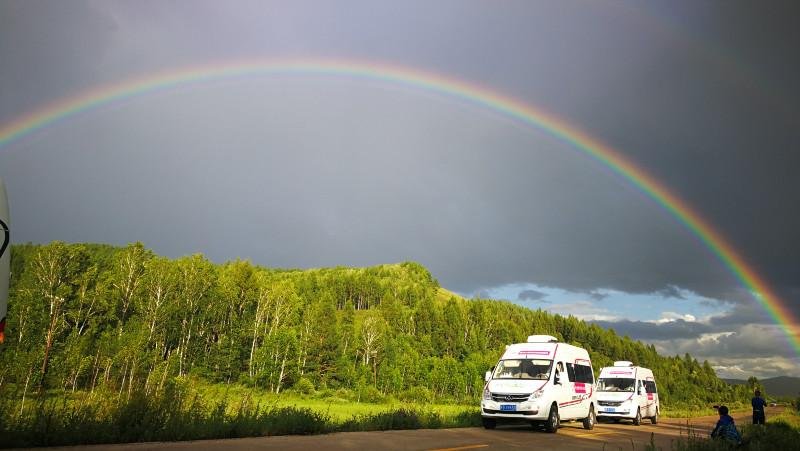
[500, 404, 516, 411]
[602, 408, 615, 413]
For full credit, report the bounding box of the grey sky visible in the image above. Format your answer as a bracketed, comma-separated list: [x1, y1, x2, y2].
[1, 0, 798, 377]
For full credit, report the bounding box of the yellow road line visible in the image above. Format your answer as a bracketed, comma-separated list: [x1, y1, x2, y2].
[428, 445, 490, 451]
[570, 431, 616, 437]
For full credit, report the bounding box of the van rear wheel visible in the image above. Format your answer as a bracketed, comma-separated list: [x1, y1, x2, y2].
[545, 404, 559, 433]
[482, 418, 496, 429]
[582, 405, 595, 430]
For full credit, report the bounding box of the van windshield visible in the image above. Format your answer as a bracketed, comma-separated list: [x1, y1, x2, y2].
[492, 359, 552, 380]
[597, 377, 635, 392]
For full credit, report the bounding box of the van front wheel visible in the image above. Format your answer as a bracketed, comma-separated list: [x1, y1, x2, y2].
[545, 404, 559, 433]
[482, 418, 496, 430]
[651, 409, 658, 425]
[633, 408, 642, 426]
[582, 405, 595, 430]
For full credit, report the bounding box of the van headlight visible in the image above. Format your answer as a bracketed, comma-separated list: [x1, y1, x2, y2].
[528, 389, 544, 400]
[483, 386, 492, 400]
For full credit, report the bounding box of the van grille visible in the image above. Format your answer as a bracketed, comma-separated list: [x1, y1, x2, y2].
[491, 393, 530, 403]
[599, 401, 623, 407]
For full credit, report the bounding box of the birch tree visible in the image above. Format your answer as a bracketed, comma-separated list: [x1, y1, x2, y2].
[30, 242, 87, 387]
[110, 242, 150, 335]
[174, 254, 215, 376]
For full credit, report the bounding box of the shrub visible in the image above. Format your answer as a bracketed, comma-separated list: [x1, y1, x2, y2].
[358, 386, 385, 403]
[333, 388, 355, 401]
[294, 378, 315, 395]
[399, 386, 432, 403]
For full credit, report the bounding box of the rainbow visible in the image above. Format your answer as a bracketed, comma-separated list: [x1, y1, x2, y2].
[1, 58, 797, 353]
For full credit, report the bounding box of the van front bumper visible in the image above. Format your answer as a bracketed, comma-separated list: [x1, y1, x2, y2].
[596, 404, 634, 418]
[481, 400, 544, 420]
[597, 410, 632, 417]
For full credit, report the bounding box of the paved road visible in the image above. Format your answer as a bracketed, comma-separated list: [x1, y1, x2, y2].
[27, 408, 777, 451]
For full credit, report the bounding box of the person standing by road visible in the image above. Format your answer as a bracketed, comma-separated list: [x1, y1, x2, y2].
[751, 389, 767, 425]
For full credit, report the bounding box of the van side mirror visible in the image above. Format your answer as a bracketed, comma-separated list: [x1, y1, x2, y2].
[554, 372, 562, 385]
[485, 370, 492, 382]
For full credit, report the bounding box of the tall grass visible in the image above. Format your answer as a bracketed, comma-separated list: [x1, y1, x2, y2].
[0, 385, 329, 447]
[338, 407, 481, 432]
[0, 383, 480, 448]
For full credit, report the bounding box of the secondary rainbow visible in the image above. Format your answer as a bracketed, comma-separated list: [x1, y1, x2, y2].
[1, 58, 797, 353]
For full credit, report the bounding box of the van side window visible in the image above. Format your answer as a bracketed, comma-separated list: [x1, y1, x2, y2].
[566, 363, 576, 382]
[574, 364, 594, 384]
[644, 380, 657, 393]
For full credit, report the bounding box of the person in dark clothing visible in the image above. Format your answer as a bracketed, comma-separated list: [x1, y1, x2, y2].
[751, 389, 767, 425]
[710, 405, 743, 445]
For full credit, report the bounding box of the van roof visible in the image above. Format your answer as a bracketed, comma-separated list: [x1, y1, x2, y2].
[527, 335, 559, 343]
[599, 365, 655, 378]
[500, 341, 591, 361]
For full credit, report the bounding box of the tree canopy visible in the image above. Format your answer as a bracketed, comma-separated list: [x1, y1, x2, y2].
[0, 242, 758, 407]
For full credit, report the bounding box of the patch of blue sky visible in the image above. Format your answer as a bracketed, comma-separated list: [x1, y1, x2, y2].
[470, 283, 729, 323]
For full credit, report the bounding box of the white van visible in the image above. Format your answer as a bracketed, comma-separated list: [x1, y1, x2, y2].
[481, 335, 597, 433]
[596, 361, 659, 425]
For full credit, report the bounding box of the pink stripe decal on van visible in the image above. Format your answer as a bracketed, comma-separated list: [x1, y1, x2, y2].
[518, 350, 550, 356]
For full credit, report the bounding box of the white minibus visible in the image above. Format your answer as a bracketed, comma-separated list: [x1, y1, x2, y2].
[596, 361, 659, 425]
[481, 335, 597, 433]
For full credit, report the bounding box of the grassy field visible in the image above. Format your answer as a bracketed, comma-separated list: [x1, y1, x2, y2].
[0, 380, 481, 448]
[197, 382, 477, 421]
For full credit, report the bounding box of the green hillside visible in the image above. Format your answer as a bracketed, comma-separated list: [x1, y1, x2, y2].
[0, 242, 757, 408]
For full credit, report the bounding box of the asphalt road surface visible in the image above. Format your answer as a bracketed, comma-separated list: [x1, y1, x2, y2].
[26, 408, 779, 451]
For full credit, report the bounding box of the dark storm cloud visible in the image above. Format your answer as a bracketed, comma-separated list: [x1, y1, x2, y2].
[570, 0, 800, 313]
[708, 304, 774, 329]
[518, 289, 547, 302]
[660, 325, 798, 360]
[591, 302, 777, 344]
[1, 0, 798, 331]
[0, 1, 118, 124]
[591, 319, 712, 341]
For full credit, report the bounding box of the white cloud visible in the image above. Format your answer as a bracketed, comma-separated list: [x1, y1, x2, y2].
[546, 300, 620, 322]
[654, 312, 697, 324]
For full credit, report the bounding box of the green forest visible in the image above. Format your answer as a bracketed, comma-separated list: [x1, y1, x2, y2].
[0, 241, 760, 409]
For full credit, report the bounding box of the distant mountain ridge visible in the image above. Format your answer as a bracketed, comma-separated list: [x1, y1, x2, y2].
[723, 376, 800, 398]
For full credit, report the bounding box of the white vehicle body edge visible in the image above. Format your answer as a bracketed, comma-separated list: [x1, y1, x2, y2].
[0, 177, 9, 344]
[481, 335, 596, 428]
